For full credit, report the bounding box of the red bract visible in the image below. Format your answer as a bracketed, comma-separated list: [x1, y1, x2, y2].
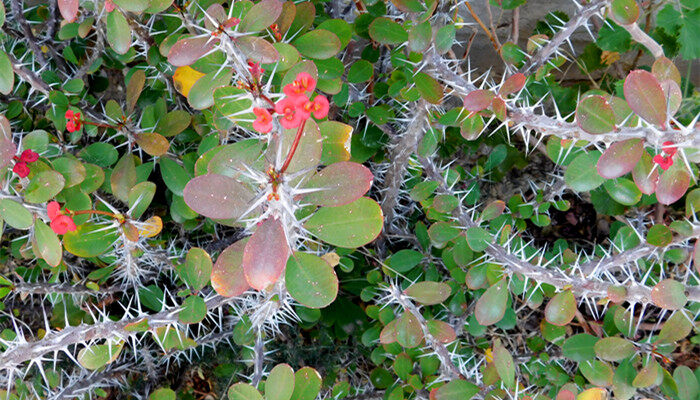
[47, 201, 61, 220]
[105, 0, 115, 12]
[47, 201, 77, 234]
[283, 72, 316, 98]
[252, 107, 273, 133]
[662, 141, 677, 157]
[248, 61, 264, 78]
[65, 110, 82, 132]
[51, 215, 77, 235]
[12, 162, 30, 178]
[19, 149, 39, 163]
[275, 96, 305, 129]
[653, 154, 674, 171]
[307, 96, 329, 119]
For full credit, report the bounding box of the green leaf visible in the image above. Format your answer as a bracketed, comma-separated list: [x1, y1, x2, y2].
[475, 279, 508, 326]
[414, 72, 443, 104]
[25, 171, 66, 203]
[304, 197, 383, 248]
[493, 339, 515, 389]
[369, 17, 408, 45]
[112, 0, 150, 13]
[128, 181, 156, 219]
[657, 310, 693, 343]
[544, 289, 576, 326]
[63, 222, 119, 258]
[78, 341, 124, 370]
[404, 281, 451, 305]
[562, 333, 598, 362]
[266, 364, 295, 400]
[106, 11, 131, 55]
[603, 178, 641, 205]
[149, 388, 176, 400]
[679, 8, 700, 60]
[177, 248, 212, 291]
[291, 367, 321, 400]
[565, 151, 605, 192]
[674, 366, 700, 400]
[285, 252, 338, 309]
[466, 227, 492, 252]
[579, 360, 614, 386]
[178, 295, 206, 324]
[228, 383, 263, 400]
[0, 50, 14, 95]
[293, 30, 341, 59]
[347, 60, 373, 83]
[159, 157, 191, 196]
[594, 337, 635, 361]
[610, 0, 639, 25]
[646, 224, 672, 246]
[431, 379, 480, 399]
[0, 199, 33, 229]
[32, 220, 62, 267]
[387, 250, 423, 273]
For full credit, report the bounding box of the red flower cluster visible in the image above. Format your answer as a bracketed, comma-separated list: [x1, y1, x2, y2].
[47, 201, 77, 235]
[653, 141, 676, 171]
[252, 72, 329, 133]
[65, 110, 82, 132]
[12, 149, 39, 178]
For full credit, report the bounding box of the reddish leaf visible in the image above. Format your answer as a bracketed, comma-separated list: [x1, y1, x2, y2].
[623, 70, 667, 129]
[498, 73, 526, 96]
[596, 138, 643, 179]
[651, 279, 687, 310]
[463, 90, 494, 112]
[380, 318, 398, 344]
[655, 161, 690, 205]
[58, 0, 79, 22]
[576, 95, 616, 135]
[238, 36, 280, 64]
[426, 319, 456, 343]
[660, 79, 682, 116]
[632, 151, 658, 195]
[652, 57, 681, 85]
[203, 4, 227, 31]
[302, 162, 373, 206]
[239, 0, 283, 32]
[242, 217, 290, 291]
[211, 239, 249, 297]
[610, 0, 639, 25]
[491, 96, 507, 120]
[545, 289, 576, 326]
[395, 311, 423, 348]
[135, 132, 170, 156]
[168, 36, 217, 67]
[182, 174, 255, 220]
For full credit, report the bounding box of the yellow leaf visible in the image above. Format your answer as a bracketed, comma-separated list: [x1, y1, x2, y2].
[485, 347, 493, 363]
[138, 216, 163, 238]
[173, 66, 205, 98]
[577, 388, 608, 400]
[321, 252, 340, 267]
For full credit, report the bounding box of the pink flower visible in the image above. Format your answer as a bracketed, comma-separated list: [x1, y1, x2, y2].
[653, 154, 674, 171]
[12, 162, 30, 178]
[47, 201, 61, 220]
[105, 0, 115, 12]
[252, 107, 273, 133]
[275, 97, 305, 129]
[19, 149, 39, 163]
[50, 215, 77, 235]
[309, 95, 329, 119]
[283, 72, 316, 98]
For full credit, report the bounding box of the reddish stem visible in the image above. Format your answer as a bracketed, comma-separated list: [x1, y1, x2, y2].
[278, 119, 306, 175]
[72, 209, 122, 220]
[260, 94, 276, 108]
[82, 120, 116, 129]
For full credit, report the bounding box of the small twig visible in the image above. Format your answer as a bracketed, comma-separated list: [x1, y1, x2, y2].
[511, 7, 520, 44]
[621, 22, 664, 59]
[464, 1, 501, 53]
